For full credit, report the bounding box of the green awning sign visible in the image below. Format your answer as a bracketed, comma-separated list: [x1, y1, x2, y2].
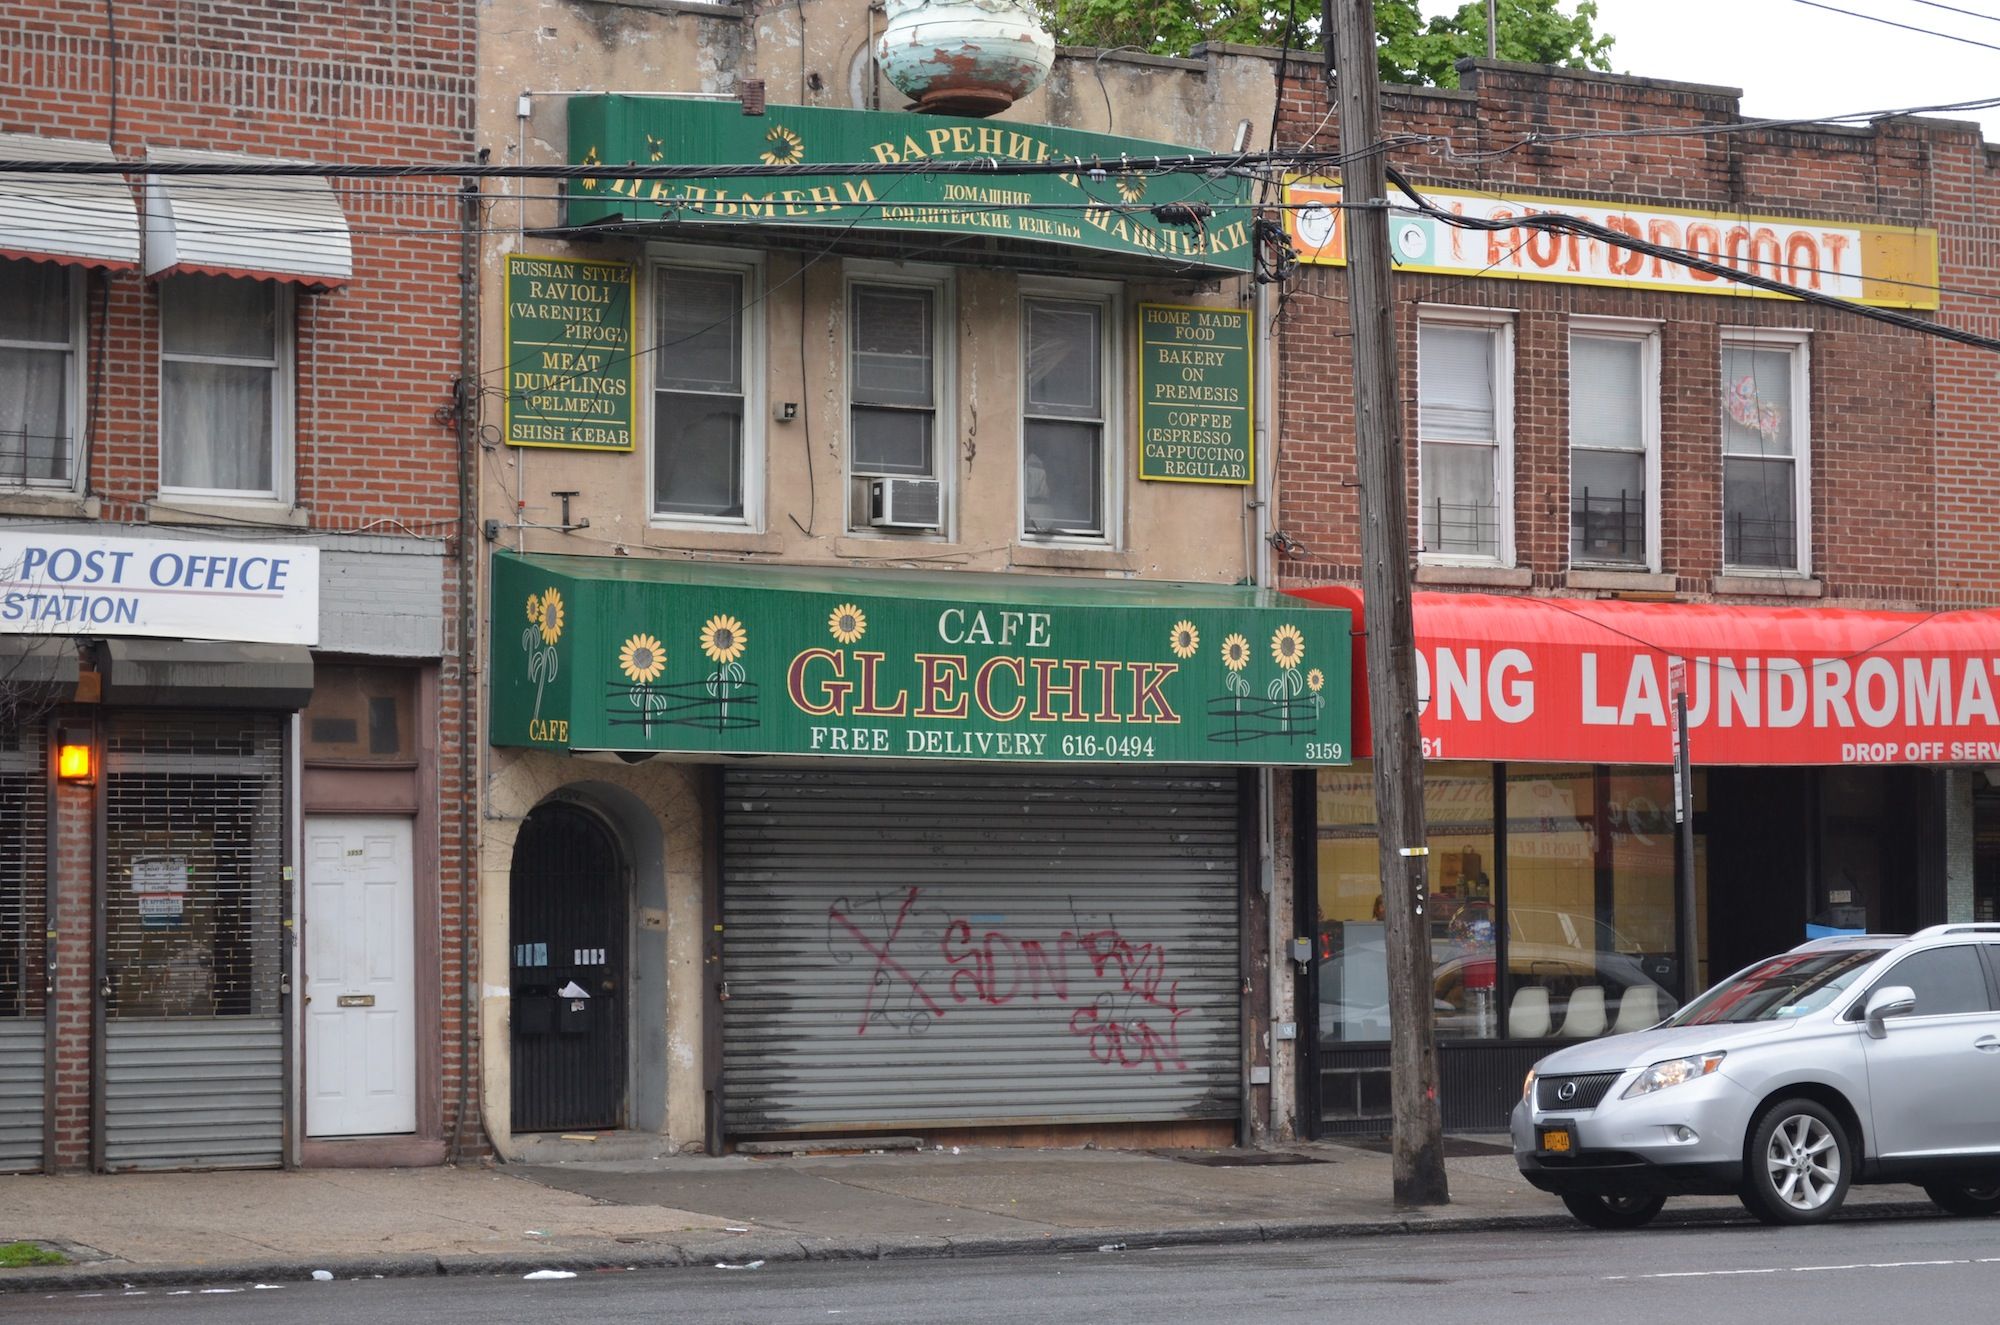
[503, 254, 637, 450]
[1137, 303, 1253, 484]
[563, 97, 1255, 275]
[491, 552, 1349, 766]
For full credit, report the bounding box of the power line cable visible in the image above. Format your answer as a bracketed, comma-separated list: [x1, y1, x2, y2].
[1905, 0, 2000, 24]
[0, 148, 1353, 180]
[1431, 93, 2000, 162]
[1785, 0, 2000, 51]
[14, 174, 2000, 316]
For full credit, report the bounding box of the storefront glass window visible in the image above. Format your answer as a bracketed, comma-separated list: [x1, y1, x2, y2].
[1315, 761, 1497, 1042]
[1503, 765, 1683, 1038]
[1975, 778, 2000, 925]
[1314, 761, 1705, 1046]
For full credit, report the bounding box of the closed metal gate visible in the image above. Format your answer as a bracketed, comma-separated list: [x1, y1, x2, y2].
[510, 801, 628, 1132]
[100, 713, 287, 1170]
[0, 722, 47, 1172]
[721, 767, 1242, 1134]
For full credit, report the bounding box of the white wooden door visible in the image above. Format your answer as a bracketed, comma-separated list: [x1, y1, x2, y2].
[304, 816, 416, 1137]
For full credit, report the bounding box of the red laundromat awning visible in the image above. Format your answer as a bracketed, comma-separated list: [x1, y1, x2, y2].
[1286, 585, 2000, 767]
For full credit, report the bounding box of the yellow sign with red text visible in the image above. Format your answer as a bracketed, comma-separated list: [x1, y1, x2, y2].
[1283, 178, 1937, 310]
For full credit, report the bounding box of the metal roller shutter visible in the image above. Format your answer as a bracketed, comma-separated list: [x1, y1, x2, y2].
[0, 722, 47, 1172]
[722, 766, 1242, 1134]
[101, 713, 286, 1170]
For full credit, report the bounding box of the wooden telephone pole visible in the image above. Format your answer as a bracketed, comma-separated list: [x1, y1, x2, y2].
[1326, 0, 1450, 1206]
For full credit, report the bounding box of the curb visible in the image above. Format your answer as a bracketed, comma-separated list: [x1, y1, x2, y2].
[0, 1199, 1946, 1295]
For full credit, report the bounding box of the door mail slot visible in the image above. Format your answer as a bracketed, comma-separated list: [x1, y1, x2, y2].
[337, 994, 376, 1008]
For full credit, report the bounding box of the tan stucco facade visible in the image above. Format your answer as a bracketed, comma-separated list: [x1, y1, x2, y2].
[475, 0, 1290, 1154]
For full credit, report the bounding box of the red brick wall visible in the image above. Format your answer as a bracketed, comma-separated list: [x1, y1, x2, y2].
[1272, 60, 1996, 610]
[0, 1, 481, 1163]
[49, 766, 93, 1171]
[0, 1, 471, 532]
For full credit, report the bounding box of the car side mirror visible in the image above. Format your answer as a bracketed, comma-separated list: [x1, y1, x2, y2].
[1864, 985, 1917, 1038]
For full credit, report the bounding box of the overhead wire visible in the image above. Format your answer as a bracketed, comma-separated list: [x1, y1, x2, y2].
[1382, 164, 2000, 352]
[1784, 0, 2000, 51]
[15, 86, 2000, 421]
[1904, 0, 2000, 22]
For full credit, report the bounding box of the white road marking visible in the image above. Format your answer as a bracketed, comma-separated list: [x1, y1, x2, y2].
[1615, 1258, 1989, 1281]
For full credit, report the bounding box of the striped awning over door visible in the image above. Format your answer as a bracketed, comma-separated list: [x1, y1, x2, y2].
[721, 766, 1242, 1134]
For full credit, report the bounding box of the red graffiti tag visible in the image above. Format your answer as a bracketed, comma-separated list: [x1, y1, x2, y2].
[826, 886, 946, 1035]
[825, 887, 1190, 1071]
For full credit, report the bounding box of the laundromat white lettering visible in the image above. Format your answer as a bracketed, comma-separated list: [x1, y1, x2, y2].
[1407, 644, 2000, 765]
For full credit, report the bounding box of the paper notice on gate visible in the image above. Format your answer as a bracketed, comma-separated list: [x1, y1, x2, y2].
[131, 857, 189, 892]
[556, 981, 589, 998]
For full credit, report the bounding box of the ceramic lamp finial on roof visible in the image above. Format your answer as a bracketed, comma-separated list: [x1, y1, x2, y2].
[877, 0, 1056, 117]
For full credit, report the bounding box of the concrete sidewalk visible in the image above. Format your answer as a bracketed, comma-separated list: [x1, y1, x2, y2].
[0, 1138, 1933, 1293]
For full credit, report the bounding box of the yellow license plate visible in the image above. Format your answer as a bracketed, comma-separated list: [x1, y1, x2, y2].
[1540, 1127, 1573, 1153]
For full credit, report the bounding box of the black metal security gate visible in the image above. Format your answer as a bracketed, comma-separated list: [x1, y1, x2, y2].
[510, 800, 627, 1132]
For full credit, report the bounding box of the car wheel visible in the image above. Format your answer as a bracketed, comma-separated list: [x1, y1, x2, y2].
[1740, 1098, 1852, 1225]
[1923, 1182, 2000, 1217]
[1560, 1192, 1667, 1230]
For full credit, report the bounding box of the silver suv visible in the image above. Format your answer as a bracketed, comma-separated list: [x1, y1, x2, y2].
[1512, 923, 2000, 1229]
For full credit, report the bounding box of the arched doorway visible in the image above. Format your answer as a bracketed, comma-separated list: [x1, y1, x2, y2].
[509, 800, 628, 1132]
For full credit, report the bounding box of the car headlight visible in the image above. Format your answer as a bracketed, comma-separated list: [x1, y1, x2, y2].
[1621, 1052, 1726, 1098]
[1522, 1068, 1537, 1102]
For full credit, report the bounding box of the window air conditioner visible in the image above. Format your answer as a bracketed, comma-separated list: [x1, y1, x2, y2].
[866, 476, 942, 530]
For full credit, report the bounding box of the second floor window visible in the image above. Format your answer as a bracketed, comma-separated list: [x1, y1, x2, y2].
[850, 282, 937, 481]
[159, 274, 285, 497]
[0, 257, 78, 488]
[1022, 296, 1106, 538]
[653, 263, 749, 520]
[1721, 334, 1808, 573]
[1418, 317, 1511, 562]
[1569, 327, 1657, 569]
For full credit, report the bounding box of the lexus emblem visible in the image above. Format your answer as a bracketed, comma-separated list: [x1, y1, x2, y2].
[1556, 1080, 1579, 1102]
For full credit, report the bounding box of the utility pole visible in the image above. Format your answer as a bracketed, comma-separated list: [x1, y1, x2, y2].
[1327, 0, 1450, 1206]
[1487, 0, 1498, 58]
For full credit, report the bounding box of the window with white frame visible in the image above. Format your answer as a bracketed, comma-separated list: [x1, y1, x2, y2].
[1418, 315, 1511, 562]
[1569, 324, 1659, 569]
[849, 276, 945, 531]
[653, 260, 755, 521]
[1720, 332, 1809, 572]
[1021, 295, 1110, 539]
[0, 257, 81, 488]
[159, 274, 288, 497]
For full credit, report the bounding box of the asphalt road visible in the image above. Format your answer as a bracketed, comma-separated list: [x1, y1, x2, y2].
[11, 1214, 2000, 1323]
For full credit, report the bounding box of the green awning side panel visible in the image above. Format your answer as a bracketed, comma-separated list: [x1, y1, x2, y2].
[490, 551, 1349, 766]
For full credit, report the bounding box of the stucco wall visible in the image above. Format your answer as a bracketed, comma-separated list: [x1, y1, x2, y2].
[480, 751, 708, 1152]
[474, 0, 1293, 1151]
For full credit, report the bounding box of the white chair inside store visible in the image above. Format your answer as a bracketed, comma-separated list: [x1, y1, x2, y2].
[1557, 985, 1609, 1038]
[1507, 986, 1552, 1038]
[1612, 985, 1664, 1034]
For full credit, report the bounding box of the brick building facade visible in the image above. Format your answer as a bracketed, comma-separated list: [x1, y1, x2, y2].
[1273, 60, 2000, 1135]
[0, 1, 479, 1170]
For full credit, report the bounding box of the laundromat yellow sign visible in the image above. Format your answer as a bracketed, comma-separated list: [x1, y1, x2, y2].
[1284, 177, 1938, 310]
